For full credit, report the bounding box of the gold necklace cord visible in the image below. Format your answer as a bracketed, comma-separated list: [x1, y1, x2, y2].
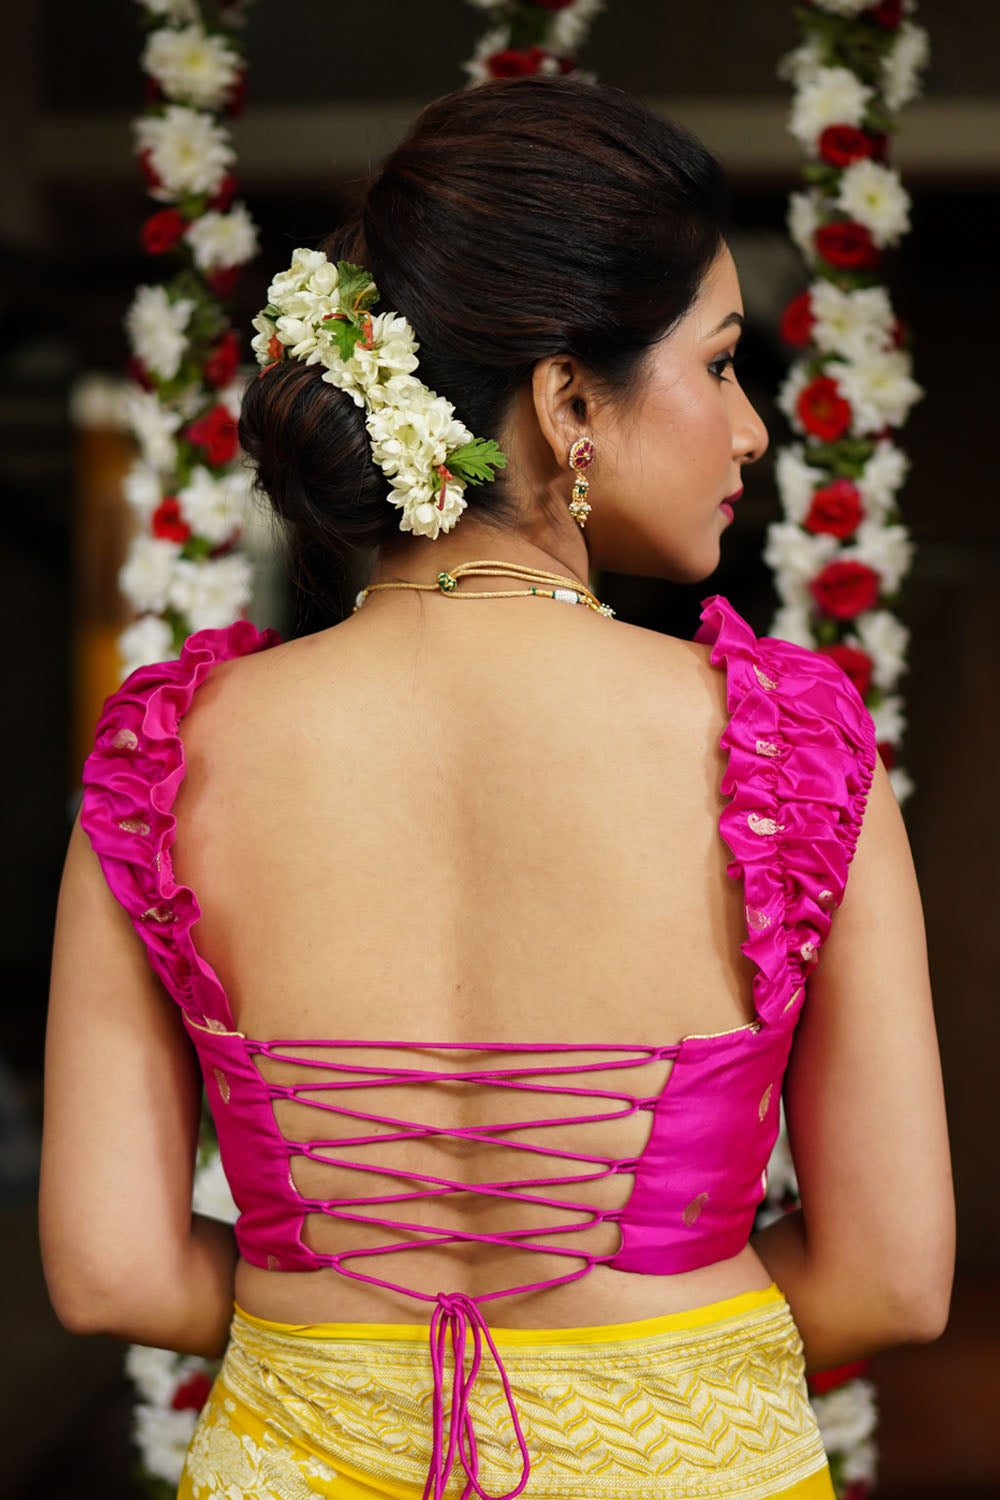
[354, 558, 615, 617]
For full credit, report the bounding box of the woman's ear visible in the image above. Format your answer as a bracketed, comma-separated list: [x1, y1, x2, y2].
[531, 356, 590, 470]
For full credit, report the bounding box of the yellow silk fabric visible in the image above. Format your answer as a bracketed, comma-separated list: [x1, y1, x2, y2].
[177, 1282, 835, 1499]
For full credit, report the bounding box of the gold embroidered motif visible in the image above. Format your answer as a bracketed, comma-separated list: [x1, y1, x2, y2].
[755, 739, 780, 757]
[746, 906, 772, 930]
[747, 812, 785, 836]
[141, 903, 173, 924]
[118, 817, 150, 836]
[753, 664, 779, 691]
[266, 1254, 280, 1271]
[818, 889, 836, 907]
[758, 1084, 773, 1122]
[213, 1067, 231, 1104]
[175, 1300, 832, 1500]
[782, 985, 805, 1015]
[682, 1192, 708, 1226]
[800, 941, 818, 962]
[111, 728, 138, 750]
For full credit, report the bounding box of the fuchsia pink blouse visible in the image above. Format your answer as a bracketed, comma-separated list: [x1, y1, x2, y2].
[80, 593, 876, 1499]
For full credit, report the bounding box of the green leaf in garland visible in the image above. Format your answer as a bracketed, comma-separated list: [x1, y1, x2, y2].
[336, 261, 379, 320]
[445, 438, 507, 486]
[325, 316, 366, 362]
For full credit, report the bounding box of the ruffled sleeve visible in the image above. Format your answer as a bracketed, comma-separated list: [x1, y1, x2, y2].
[79, 620, 283, 1028]
[695, 594, 878, 1025]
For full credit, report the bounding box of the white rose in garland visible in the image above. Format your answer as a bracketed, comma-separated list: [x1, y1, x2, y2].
[143, 22, 241, 110]
[135, 104, 235, 199]
[126, 284, 196, 381]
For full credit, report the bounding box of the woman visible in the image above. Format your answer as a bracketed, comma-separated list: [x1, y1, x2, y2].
[42, 78, 953, 1499]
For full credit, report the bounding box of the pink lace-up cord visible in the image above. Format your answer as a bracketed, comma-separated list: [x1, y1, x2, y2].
[247, 1039, 680, 1499]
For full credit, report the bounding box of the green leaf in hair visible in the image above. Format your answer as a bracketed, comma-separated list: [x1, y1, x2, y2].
[337, 261, 379, 320]
[445, 438, 508, 486]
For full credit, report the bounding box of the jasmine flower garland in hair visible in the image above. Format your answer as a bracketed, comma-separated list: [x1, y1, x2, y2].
[252, 250, 506, 540]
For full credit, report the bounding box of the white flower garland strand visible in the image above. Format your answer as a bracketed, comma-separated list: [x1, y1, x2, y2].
[251, 250, 506, 539]
[462, 0, 604, 86]
[119, 0, 260, 681]
[767, 0, 929, 814]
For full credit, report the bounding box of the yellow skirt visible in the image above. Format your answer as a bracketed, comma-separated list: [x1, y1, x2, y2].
[177, 1282, 834, 1499]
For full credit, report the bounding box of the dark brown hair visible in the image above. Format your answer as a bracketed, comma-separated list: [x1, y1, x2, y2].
[239, 76, 730, 626]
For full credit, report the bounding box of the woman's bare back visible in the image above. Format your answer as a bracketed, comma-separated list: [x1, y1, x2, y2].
[171, 597, 774, 1325]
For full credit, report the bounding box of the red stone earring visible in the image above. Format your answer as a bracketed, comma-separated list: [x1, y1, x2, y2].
[568, 438, 594, 528]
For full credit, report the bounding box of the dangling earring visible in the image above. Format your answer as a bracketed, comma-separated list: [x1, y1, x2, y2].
[568, 438, 595, 529]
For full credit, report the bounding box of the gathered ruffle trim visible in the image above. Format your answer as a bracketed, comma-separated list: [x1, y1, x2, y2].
[80, 621, 283, 1023]
[695, 595, 877, 1024]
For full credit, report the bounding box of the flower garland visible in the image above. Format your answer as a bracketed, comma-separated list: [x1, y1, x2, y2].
[252, 250, 506, 538]
[118, 0, 260, 681]
[463, 0, 604, 85]
[765, 0, 929, 811]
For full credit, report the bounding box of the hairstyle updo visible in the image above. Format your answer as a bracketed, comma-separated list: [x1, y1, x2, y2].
[239, 76, 730, 627]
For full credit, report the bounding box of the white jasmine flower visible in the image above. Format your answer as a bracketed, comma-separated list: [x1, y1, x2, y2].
[775, 444, 828, 525]
[810, 281, 895, 362]
[135, 105, 235, 200]
[548, 0, 605, 55]
[143, 24, 240, 111]
[812, 1380, 878, 1453]
[883, 22, 930, 111]
[764, 522, 840, 599]
[127, 388, 183, 473]
[777, 37, 826, 87]
[871, 693, 906, 745]
[847, 609, 910, 691]
[167, 553, 253, 629]
[858, 439, 909, 517]
[192, 1150, 238, 1222]
[133, 1402, 199, 1485]
[837, 159, 911, 247]
[184, 202, 258, 273]
[138, 0, 198, 20]
[119, 535, 183, 613]
[250, 311, 278, 365]
[126, 284, 195, 381]
[836, 349, 923, 435]
[119, 615, 175, 679]
[787, 190, 823, 261]
[889, 765, 914, 806]
[123, 461, 163, 521]
[842, 521, 914, 595]
[769, 602, 816, 649]
[178, 465, 247, 543]
[788, 67, 873, 154]
[391, 475, 468, 541]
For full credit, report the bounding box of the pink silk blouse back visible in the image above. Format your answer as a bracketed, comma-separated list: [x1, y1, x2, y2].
[79, 592, 877, 1499]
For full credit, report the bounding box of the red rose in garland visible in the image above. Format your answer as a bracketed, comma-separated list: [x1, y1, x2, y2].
[803, 478, 863, 538]
[204, 329, 241, 389]
[817, 126, 879, 168]
[187, 405, 239, 466]
[171, 1372, 213, 1412]
[814, 220, 881, 270]
[809, 559, 881, 620]
[870, 0, 903, 27]
[152, 496, 191, 543]
[141, 207, 187, 256]
[779, 290, 814, 347]
[209, 173, 239, 213]
[796, 375, 852, 441]
[488, 46, 549, 77]
[207, 265, 243, 299]
[876, 740, 896, 770]
[818, 644, 874, 699]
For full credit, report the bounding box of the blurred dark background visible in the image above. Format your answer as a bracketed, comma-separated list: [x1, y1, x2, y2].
[2, 0, 997, 1493]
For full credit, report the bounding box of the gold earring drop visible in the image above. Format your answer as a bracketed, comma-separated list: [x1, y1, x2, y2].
[568, 438, 595, 529]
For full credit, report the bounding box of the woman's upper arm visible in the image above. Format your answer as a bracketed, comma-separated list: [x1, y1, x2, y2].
[41, 810, 204, 1332]
[782, 752, 955, 1334]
